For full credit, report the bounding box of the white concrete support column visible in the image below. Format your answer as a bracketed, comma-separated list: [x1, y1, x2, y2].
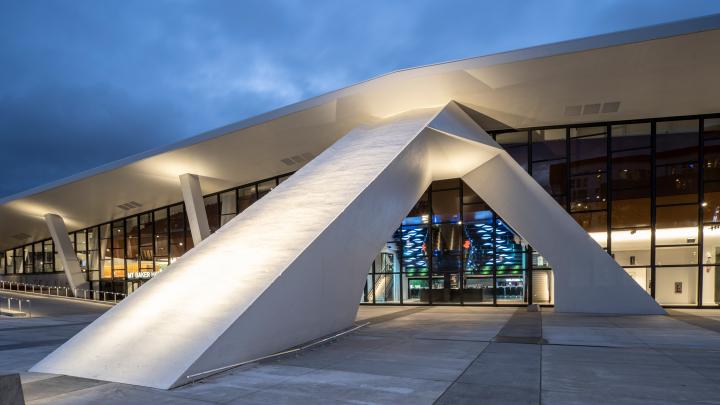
[179, 173, 211, 246]
[44, 213, 89, 294]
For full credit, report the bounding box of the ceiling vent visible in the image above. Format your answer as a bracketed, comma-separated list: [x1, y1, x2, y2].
[280, 152, 314, 166]
[601, 101, 621, 113]
[582, 103, 601, 115]
[565, 101, 621, 116]
[117, 201, 143, 211]
[564, 105, 582, 116]
[11, 233, 31, 241]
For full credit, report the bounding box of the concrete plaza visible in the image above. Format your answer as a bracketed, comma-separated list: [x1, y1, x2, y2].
[2, 291, 720, 404]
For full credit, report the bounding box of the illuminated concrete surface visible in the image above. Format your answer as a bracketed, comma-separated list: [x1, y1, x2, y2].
[4, 300, 720, 404]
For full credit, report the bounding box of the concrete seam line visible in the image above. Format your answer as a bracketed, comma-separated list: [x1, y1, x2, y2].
[184, 322, 370, 382]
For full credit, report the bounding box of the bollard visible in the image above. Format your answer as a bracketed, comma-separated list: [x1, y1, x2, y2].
[26, 300, 31, 318]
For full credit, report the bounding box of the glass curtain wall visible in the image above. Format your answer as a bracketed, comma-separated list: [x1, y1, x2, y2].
[488, 115, 718, 307]
[0, 173, 289, 296]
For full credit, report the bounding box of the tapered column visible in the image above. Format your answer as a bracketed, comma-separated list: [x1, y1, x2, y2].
[44, 213, 89, 293]
[179, 173, 211, 246]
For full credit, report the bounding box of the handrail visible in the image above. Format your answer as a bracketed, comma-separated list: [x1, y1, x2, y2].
[1, 295, 32, 318]
[0, 280, 126, 304]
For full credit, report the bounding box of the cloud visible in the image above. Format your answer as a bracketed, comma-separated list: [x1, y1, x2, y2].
[0, 0, 719, 198]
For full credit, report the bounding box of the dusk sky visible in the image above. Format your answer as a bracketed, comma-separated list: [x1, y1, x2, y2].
[2, 1, 720, 199]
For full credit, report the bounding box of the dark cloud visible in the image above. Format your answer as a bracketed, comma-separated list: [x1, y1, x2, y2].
[1, 0, 719, 198]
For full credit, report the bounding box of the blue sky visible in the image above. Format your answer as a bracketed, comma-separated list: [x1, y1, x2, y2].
[1, 0, 719, 198]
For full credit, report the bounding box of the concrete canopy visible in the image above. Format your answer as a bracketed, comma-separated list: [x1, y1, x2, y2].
[2, 14, 720, 251]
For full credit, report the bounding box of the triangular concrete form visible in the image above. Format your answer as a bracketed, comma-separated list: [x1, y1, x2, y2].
[31, 101, 663, 390]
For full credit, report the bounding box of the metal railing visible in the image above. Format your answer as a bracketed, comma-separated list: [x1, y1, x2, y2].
[1, 295, 32, 318]
[0, 281, 126, 304]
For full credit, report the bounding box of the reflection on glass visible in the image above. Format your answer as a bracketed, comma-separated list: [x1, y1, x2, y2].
[611, 123, 651, 151]
[401, 226, 429, 277]
[432, 189, 460, 223]
[532, 128, 566, 161]
[404, 277, 429, 304]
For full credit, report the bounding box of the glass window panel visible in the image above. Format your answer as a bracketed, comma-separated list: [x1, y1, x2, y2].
[125, 217, 138, 261]
[656, 163, 699, 205]
[33, 242, 42, 273]
[100, 223, 112, 279]
[496, 274, 526, 304]
[432, 179, 459, 191]
[532, 159, 567, 197]
[656, 246, 698, 265]
[705, 119, 720, 182]
[703, 226, 720, 265]
[403, 190, 430, 225]
[219, 191, 237, 226]
[432, 189, 460, 223]
[22, 246, 32, 274]
[361, 274, 372, 303]
[463, 275, 493, 303]
[531, 268, 554, 304]
[655, 267, 698, 305]
[431, 273, 461, 303]
[204, 195, 220, 233]
[257, 180, 276, 199]
[570, 173, 607, 211]
[532, 251, 550, 269]
[704, 182, 720, 223]
[43, 240, 54, 273]
[139, 214, 153, 247]
[6, 250, 15, 274]
[87, 227, 99, 251]
[611, 228, 651, 266]
[403, 277, 429, 304]
[463, 202, 492, 224]
[572, 211, 607, 236]
[532, 128, 566, 161]
[612, 198, 651, 228]
[463, 221, 494, 275]
[237, 185, 257, 214]
[655, 120, 699, 166]
[153, 209, 168, 257]
[278, 174, 291, 184]
[611, 122, 651, 151]
[462, 181, 483, 205]
[656, 205, 698, 232]
[375, 250, 398, 273]
[373, 273, 401, 303]
[169, 205, 186, 259]
[495, 220, 528, 270]
[611, 149, 651, 192]
[496, 131, 528, 147]
[569, 127, 606, 174]
[75, 230, 87, 252]
[702, 265, 720, 306]
[431, 224, 463, 273]
[401, 226, 429, 277]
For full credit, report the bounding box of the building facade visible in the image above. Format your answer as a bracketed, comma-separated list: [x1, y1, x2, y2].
[3, 114, 719, 308]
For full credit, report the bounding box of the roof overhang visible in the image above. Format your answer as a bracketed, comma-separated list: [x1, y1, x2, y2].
[2, 14, 720, 251]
